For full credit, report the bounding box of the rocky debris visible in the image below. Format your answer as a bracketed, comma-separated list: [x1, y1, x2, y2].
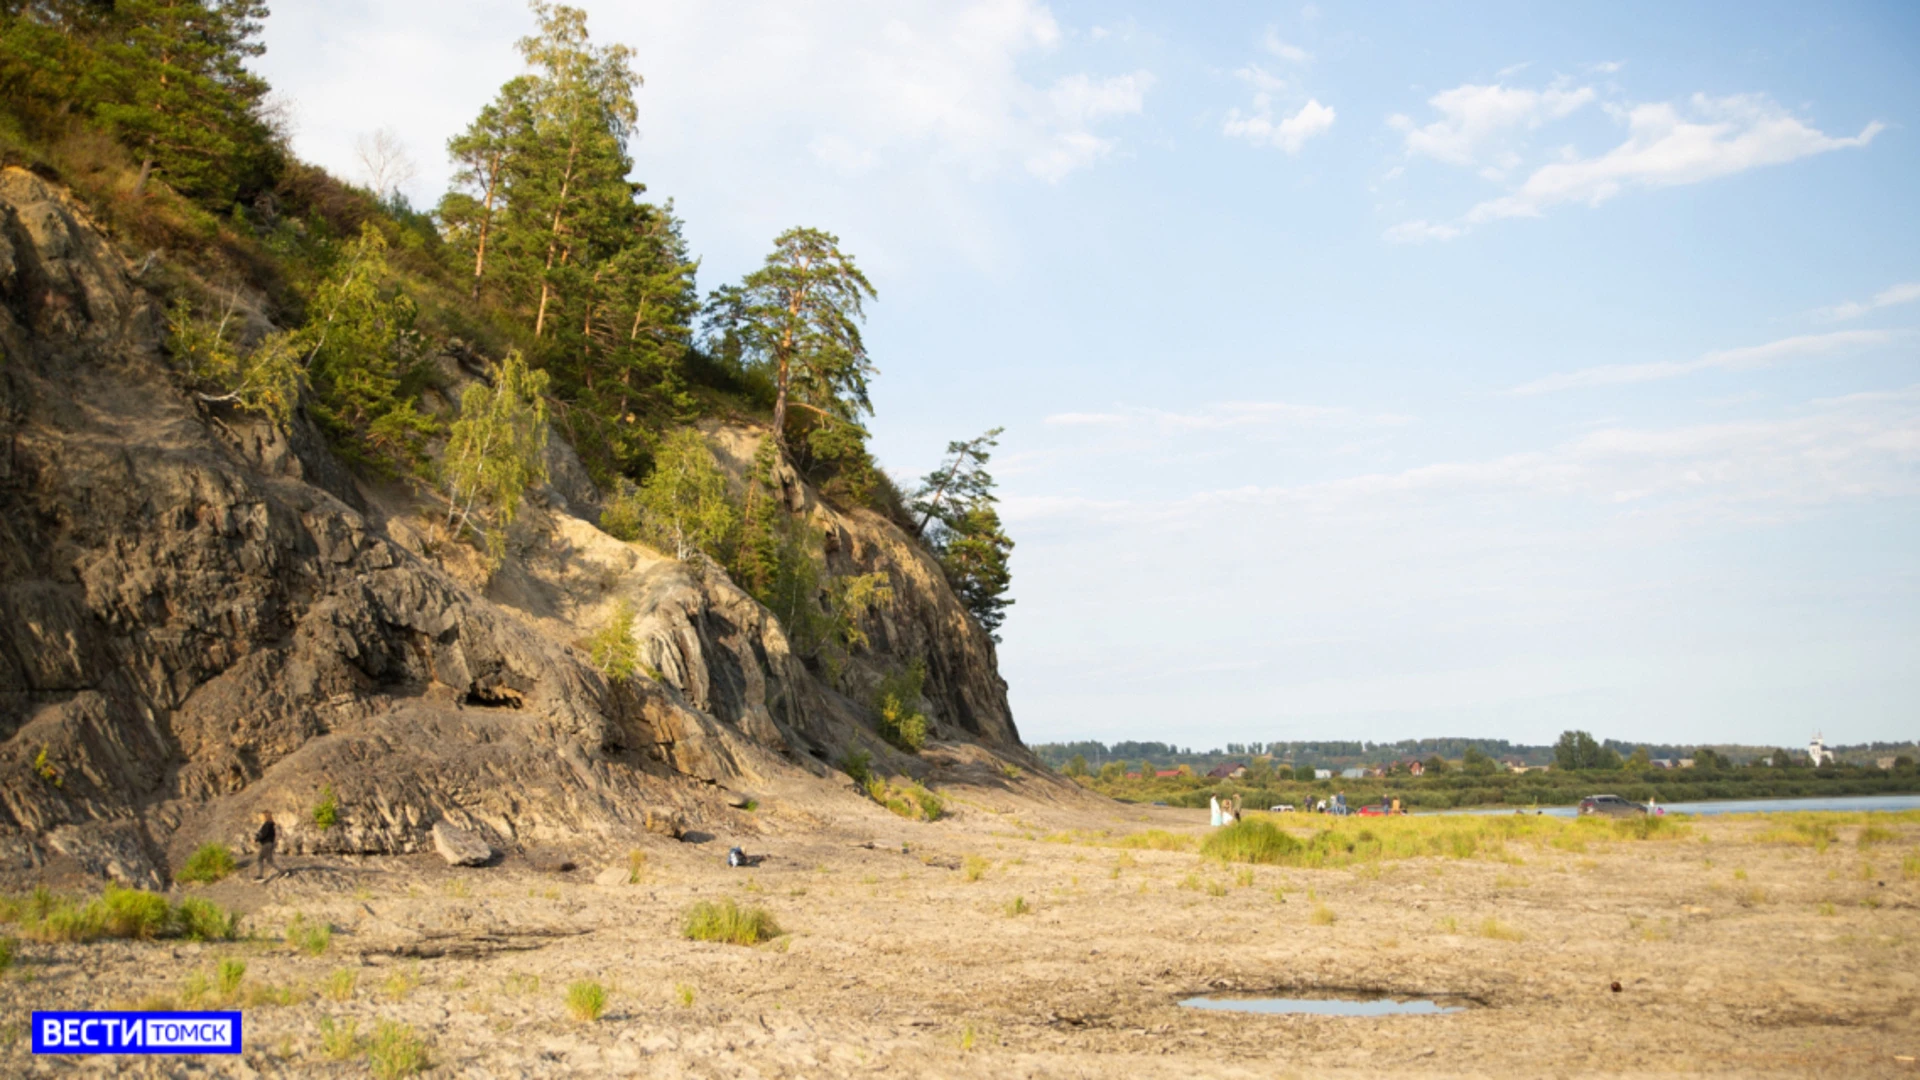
[432, 821, 493, 867]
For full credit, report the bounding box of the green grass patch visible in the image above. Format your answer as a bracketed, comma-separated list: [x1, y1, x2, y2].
[963, 855, 989, 882]
[4, 888, 240, 944]
[566, 980, 608, 1022]
[1201, 819, 1304, 864]
[682, 899, 782, 946]
[1114, 829, 1195, 852]
[312, 784, 339, 831]
[176, 844, 236, 884]
[368, 1020, 430, 1079]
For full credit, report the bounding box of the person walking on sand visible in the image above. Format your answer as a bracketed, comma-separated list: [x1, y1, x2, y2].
[253, 810, 278, 882]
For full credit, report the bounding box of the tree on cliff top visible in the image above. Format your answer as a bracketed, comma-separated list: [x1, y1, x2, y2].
[712, 228, 876, 457]
[915, 429, 1015, 639]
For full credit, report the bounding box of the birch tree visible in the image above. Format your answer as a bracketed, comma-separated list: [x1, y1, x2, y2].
[444, 350, 551, 561]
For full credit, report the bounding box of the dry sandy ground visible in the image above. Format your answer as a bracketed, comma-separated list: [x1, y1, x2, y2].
[3, 779, 1918, 1078]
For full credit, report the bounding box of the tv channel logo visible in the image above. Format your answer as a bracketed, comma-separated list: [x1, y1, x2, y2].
[32, 1011, 242, 1055]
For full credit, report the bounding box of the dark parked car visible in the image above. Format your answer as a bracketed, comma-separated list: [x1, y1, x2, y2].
[1578, 794, 1646, 818]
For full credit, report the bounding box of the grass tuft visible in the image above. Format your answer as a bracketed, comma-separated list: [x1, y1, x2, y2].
[1479, 917, 1525, 941]
[368, 1020, 430, 1079]
[963, 855, 989, 882]
[284, 913, 332, 956]
[682, 899, 782, 946]
[216, 958, 247, 997]
[324, 968, 357, 1002]
[1004, 895, 1030, 917]
[319, 1016, 359, 1061]
[1309, 903, 1336, 925]
[566, 980, 608, 1022]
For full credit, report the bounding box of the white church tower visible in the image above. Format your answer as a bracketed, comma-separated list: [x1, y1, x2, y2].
[1807, 733, 1831, 767]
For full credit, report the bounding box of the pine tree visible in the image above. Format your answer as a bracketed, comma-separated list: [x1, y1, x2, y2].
[441, 78, 535, 298]
[914, 428, 1015, 638]
[86, 0, 278, 203]
[724, 228, 877, 454]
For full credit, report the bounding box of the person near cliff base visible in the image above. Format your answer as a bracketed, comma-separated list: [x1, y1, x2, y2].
[254, 810, 278, 882]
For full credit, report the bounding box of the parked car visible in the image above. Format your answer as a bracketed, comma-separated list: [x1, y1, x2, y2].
[1578, 794, 1646, 818]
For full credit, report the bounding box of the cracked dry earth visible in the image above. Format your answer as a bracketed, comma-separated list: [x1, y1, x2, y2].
[3, 795, 1918, 1078]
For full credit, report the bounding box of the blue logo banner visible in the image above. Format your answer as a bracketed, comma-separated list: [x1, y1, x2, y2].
[32, 1011, 243, 1054]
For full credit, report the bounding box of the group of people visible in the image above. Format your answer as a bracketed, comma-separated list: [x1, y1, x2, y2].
[1209, 793, 1243, 826]
[1308, 793, 1350, 815]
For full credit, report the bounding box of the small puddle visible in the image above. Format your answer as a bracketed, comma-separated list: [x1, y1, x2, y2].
[1179, 995, 1467, 1017]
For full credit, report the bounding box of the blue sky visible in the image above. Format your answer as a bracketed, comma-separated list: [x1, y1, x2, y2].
[258, 1, 1920, 749]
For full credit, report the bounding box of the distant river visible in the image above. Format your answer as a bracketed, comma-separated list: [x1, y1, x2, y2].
[1436, 793, 1920, 818]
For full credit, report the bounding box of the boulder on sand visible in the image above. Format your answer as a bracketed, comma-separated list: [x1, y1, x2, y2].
[432, 822, 493, 867]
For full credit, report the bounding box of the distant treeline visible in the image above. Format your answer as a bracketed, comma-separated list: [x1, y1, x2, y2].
[1033, 737, 1920, 773]
[1074, 758, 1920, 812]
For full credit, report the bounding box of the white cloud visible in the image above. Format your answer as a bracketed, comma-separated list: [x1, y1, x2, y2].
[1044, 412, 1127, 425]
[1382, 218, 1464, 244]
[256, 0, 1155, 273]
[1388, 92, 1881, 241]
[1589, 60, 1624, 74]
[1223, 96, 1336, 153]
[1261, 27, 1311, 63]
[1011, 384, 1920, 527]
[1465, 94, 1882, 224]
[1510, 329, 1901, 395]
[1817, 281, 1920, 322]
[1389, 82, 1596, 167]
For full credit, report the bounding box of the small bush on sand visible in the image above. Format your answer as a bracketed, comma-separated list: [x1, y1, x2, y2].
[175, 897, 240, 942]
[963, 855, 989, 882]
[368, 1020, 430, 1079]
[566, 980, 608, 1022]
[1310, 904, 1336, 926]
[101, 888, 172, 940]
[1201, 820, 1303, 865]
[674, 982, 695, 1007]
[177, 844, 237, 884]
[682, 899, 781, 945]
[1004, 896, 1029, 917]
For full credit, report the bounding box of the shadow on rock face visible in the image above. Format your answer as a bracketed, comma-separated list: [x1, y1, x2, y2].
[679, 831, 715, 845]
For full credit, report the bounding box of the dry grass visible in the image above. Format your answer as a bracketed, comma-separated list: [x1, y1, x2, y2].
[1479, 917, 1525, 941]
[963, 855, 989, 882]
[565, 980, 607, 1022]
[683, 899, 782, 946]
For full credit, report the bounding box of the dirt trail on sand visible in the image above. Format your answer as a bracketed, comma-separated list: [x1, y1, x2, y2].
[4, 783, 1917, 1078]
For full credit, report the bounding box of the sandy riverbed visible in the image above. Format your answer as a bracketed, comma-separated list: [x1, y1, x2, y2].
[3, 779, 1916, 1078]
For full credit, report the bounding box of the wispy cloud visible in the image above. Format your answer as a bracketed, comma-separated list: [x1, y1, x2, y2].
[1816, 281, 1920, 322]
[1044, 401, 1410, 431]
[1509, 330, 1902, 395]
[1389, 82, 1595, 168]
[1010, 385, 1920, 526]
[1388, 92, 1882, 242]
[1261, 27, 1311, 63]
[1044, 412, 1127, 425]
[1223, 96, 1336, 153]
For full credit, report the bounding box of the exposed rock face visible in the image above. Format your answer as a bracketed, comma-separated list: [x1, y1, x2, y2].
[0, 168, 1029, 888]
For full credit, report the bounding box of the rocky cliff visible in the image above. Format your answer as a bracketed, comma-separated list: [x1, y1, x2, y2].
[0, 168, 1033, 889]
